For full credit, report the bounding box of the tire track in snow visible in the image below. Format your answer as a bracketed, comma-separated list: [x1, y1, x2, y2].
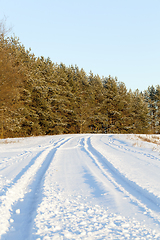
[82, 136, 160, 226]
[97, 136, 160, 209]
[103, 135, 160, 164]
[0, 150, 31, 171]
[0, 137, 66, 198]
[31, 135, 160, 239]
[0, 137, 72, 239]
[0, 151, 41, 198]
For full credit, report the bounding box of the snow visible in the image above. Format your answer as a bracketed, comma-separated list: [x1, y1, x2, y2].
[0, 134, 160, 239]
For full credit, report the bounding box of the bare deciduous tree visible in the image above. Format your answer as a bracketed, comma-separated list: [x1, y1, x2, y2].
[0, 16, 12, 37]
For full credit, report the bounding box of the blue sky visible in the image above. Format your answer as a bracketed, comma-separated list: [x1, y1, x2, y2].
[1, 0, 160, 91]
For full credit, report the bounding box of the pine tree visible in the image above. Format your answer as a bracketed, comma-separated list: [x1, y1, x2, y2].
[155, 85, 160, 133]
[144, 86, 157, 133]
[132, 90, 150, 133]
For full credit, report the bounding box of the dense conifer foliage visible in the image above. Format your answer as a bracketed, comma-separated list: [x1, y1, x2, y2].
[0, 30, 159, 138]
[144, 85, 160, 133]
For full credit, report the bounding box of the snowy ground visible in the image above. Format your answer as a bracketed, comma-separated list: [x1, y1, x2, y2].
[0, 134, 160, 239]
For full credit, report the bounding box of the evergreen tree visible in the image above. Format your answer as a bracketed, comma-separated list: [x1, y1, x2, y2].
[0, 26, 153, 138]
[132, 90, 150, 133]
[144, 86, 157, 133]
[155, 85, 160, 133]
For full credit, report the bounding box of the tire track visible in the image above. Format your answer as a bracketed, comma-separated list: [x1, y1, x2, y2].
[92, 136, 160, 208]
[0, 151, 41, 198]
[0, 137, 72, 238]
[81, 136, 160, 225]
[0, 138, 65, 197]
[0, 138, 66, 198]
[101, 135, 160, 163]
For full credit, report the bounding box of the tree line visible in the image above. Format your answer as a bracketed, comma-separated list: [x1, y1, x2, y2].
[0, 26, 160, 138]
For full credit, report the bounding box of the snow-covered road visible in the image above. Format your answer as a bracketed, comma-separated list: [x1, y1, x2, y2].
[0, 134, 160, 239]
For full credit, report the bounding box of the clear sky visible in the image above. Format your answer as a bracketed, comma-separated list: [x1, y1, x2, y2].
[1, 0, 160, 91]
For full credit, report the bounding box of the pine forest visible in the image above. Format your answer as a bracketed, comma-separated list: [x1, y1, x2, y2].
[0, 26, 160, 138]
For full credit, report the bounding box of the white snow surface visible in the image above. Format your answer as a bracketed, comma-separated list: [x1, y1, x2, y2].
[0, 134, 160, 239]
